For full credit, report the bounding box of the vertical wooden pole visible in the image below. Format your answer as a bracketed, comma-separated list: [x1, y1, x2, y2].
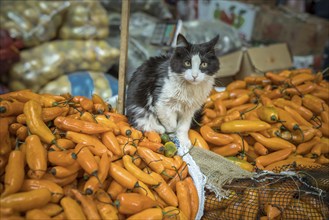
[117, 0, 130, 114]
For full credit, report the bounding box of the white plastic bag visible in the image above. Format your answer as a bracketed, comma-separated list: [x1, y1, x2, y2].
[39, 71, 118, 100]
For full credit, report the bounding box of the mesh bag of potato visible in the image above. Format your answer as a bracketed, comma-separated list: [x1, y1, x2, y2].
[0, 1, 70, 47]
[0, 0, 109, 47]
[58, 0, 109, 40]
[9, 40, 120, 92]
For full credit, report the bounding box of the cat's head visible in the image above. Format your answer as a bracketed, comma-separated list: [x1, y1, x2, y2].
[170, 34, 220, 84]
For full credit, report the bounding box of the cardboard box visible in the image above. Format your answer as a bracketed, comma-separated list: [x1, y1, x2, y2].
[198, 1, 329, 56]
[252, 5, 329, 56]
[198, 0, 258, 41]
[215, 43, 293, 86]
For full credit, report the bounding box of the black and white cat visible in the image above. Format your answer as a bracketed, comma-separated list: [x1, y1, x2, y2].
[126, 34, 220, 148]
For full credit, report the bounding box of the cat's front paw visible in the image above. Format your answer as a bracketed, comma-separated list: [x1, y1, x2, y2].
[160, 123, 176, 134]
[152, 124, 166, 134]
[140, 119, 166, 134]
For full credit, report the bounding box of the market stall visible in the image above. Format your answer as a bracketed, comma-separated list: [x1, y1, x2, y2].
[0, 0, 328, 220]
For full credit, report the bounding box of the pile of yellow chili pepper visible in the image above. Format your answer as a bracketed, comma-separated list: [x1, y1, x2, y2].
[0, 90, 198, 220]
[188, 68, 329, 172]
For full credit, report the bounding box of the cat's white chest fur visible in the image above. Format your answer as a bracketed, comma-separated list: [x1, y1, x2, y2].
[154, 67, 214, 147]
[158, 67, 214, 113]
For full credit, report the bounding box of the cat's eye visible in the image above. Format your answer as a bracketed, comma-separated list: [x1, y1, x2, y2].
[200, 62, 208, 68]
[184, 60, 191, 67]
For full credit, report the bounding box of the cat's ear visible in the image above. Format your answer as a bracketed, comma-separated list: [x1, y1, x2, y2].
[205, 35, 220, 49]
[176, 34, 189, 47]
